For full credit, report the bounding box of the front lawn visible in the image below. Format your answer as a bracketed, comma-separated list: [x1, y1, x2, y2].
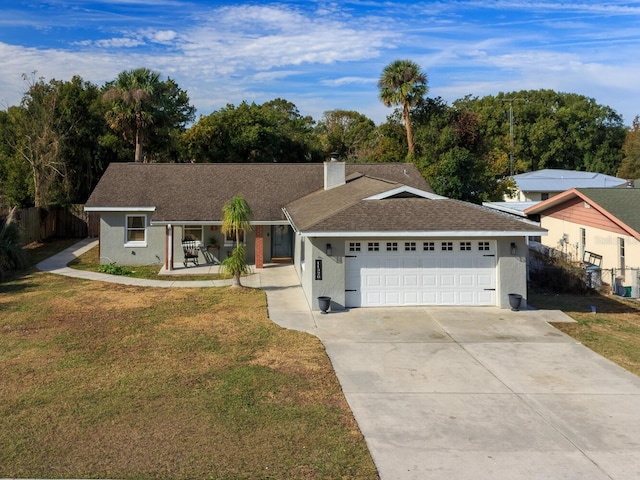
[529, 290, 640, 376]
[0, 271, 378, 479]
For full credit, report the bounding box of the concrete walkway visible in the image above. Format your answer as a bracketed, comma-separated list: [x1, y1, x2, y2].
[37, 240, 640, 479]
[36, 238, 261, 288]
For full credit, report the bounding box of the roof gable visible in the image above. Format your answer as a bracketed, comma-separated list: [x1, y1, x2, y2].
[285, 177, 545, 235]
[525, 187, 640, 240]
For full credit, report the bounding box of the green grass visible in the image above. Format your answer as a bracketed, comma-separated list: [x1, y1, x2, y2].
[529, 290, 640, 376]
[0, 271, 378, 479]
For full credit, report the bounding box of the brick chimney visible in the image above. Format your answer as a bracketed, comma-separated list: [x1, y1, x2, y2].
[324, 154, 345, 190]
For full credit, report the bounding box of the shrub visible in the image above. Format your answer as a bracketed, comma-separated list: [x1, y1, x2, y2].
[0, 208, 27, 279]
[98, 263, 133, 276]
[529, 248, 590, 294]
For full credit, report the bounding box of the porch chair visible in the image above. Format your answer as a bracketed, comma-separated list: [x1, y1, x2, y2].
[182, 240, 200, 267]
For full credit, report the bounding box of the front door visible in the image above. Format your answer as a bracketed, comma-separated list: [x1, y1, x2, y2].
[271, 225, 292, 259]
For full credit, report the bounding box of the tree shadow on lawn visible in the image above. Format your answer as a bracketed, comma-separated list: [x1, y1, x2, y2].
[530, 290, 639, 315]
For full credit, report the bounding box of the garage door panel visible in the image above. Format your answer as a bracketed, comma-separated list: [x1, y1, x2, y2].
[385, 275, 400, 287]
[404, 274, 419, 287]
[478, 290, 495, 304]
[440, 274, 456, 287]
[345, 240, 497, 307]
[422, 274, 437, 287]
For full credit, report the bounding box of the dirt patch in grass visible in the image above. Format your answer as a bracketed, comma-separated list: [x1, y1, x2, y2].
[0, 272, 378, 479]
[530, 290, 640, 376]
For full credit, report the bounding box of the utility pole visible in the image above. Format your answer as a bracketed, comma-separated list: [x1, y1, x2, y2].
[502, 98, 522, 177]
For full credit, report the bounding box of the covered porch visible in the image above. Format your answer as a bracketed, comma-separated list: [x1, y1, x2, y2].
[161, 223, 294, 271]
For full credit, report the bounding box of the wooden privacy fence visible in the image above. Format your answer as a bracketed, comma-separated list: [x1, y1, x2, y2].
[14, 205, 99, 244]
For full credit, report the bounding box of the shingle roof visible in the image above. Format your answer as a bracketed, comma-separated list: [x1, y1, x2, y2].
[85, 162, 430, 223]
[286, 177, 545, 234]
[576, 188, 640, 233]
[513, 169, 626, 192]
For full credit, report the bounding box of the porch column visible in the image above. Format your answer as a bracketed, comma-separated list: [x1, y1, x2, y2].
[166, 224, 174, 271]
[255, 225, 264, 269]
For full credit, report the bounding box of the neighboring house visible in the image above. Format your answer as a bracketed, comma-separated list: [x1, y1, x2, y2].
[505, 169, 627, 202]
[524, 187, 640, 295]
[85, 162, 545, 310]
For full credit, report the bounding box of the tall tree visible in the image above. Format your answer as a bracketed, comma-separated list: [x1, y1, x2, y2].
[377, 59, 427, 157]
[183, 99, 321, 163]
[316, 110, 376, 161]
[220, 196, 253, 287]
[617, 115, 640, 180]
[454, 90, 626, 175]
[6, 74, 65, 207]
[103, 68, 161, 163]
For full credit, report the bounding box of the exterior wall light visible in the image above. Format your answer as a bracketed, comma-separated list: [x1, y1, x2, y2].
[326, 243, 333, 256]
[511, 242, 518, 255]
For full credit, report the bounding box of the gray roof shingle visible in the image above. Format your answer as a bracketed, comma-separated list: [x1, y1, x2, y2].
[85, 162, 429, 222]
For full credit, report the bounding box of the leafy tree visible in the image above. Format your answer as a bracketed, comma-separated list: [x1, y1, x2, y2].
[377, 59, 427, 157]
[220, 196, 253, 287]
[410, 97, 508, 202]
[454, 90, 626, 176]
[617, 115, 640, 179]
[0, 75, 110, 207]
[315, 110, 376, 161]
[103, 68, 194, 163]
[4, 74, 66, 207]
[54, 76, 109, 203]
[0, 108, 31, 207]
[183, 99, 321, 163]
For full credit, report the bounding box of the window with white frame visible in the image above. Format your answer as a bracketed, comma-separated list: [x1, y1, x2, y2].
[441, 241, 453, 251]
[478, 241, 490, 251]
[404, 242, 416, 251]
[619, 237, 625, 270]
[386, 242, 398, 251]
[184, 225, 203, 244]
[460, 241, 471, 251]
[349, 242, 361, 252]
[368, 242, 379, 251]
[125, 215, 147, 246]
[423, 241, 435, 251]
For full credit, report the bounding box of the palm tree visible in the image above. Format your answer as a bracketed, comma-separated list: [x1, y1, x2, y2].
[103, 68, 161, 163]
[377, 59, 428, 156]
[220, 196, 253, 287]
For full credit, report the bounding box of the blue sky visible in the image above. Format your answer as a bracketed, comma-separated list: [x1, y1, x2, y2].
[1, 1, 639, 125]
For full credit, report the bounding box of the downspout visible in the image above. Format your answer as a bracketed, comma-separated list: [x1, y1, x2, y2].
[167, 224, 173, 271]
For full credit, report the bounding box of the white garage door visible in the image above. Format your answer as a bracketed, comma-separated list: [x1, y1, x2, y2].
[345, 240, 496, 307]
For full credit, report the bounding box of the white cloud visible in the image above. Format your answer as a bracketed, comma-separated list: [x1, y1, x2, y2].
[94, 37, 145, 48]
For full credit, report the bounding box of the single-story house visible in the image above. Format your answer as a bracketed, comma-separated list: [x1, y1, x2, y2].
[524, 187, 640, 295]
[505, 169, 627, 202]
[85, 162, 546, 310]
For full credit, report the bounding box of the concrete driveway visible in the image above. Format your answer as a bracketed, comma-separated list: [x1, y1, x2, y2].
[260, 265, 640, 480]
[315, 307, 640, 480]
